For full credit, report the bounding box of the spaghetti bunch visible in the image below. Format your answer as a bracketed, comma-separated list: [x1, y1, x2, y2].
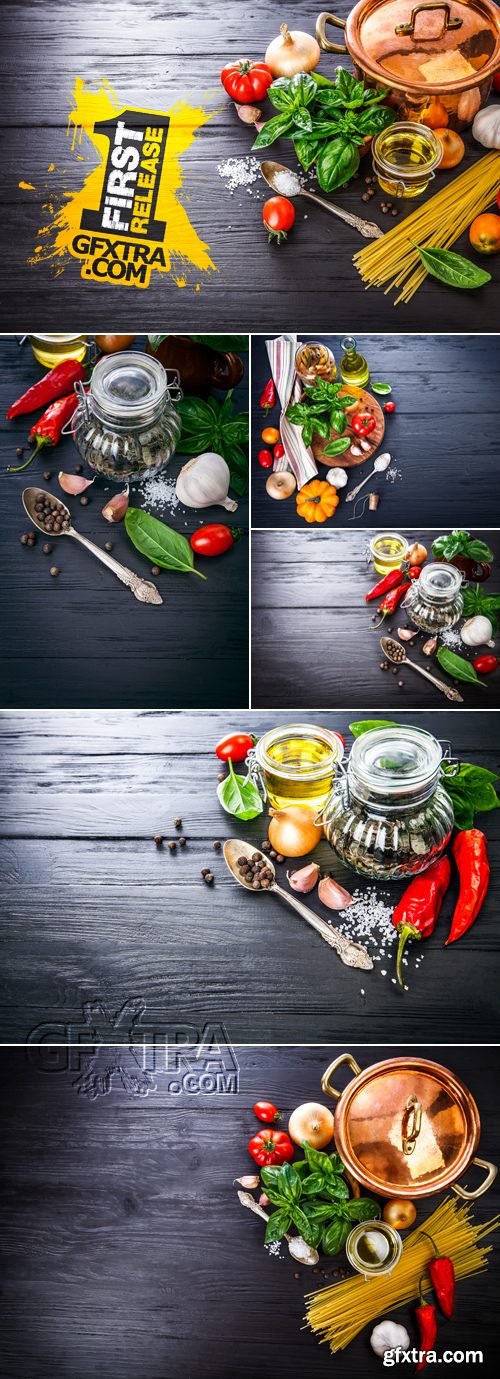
[305, 1197, 500, 1352]
[354, 152, 500, 304]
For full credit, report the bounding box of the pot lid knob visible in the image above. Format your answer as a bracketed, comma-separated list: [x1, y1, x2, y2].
[395, 2, 463, 39]
[401, 1094, 422, 1155]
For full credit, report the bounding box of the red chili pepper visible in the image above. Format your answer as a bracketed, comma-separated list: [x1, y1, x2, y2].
[445, 830, 490, 946]
[392, 855, 452, 986]
[415, 1277, 438, 1371]
[374, 580, 411, 626]
[366, 569, 403, 602]
[384, 400, 397, 414]
[259, 378, 276, 413]
[248, 1128, 294, 1167]
[258, 448, 273, 469]
[6, 359, 85, 420]
[273, 442, 285, 460]
[7, 393, 80, 472]
[351, 411, 376, 437]
[472, 654, 498, 675]
[420, 1232, 455, 1317]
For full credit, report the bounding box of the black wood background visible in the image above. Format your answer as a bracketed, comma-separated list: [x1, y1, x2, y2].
[1, 709, 498, 1045]
[1, 0, 500, 332]
[0, 1043, 499, 1379]
[0, 335, 249, 708]
[251, 335, 500, 529]
[251, 528, 500, 708]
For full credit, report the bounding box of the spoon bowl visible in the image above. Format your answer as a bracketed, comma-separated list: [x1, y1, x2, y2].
[380, 636, 464, 703]
[223, 838, 275, 889]
[22, 486, 72, 534]
[21, 487, 163, 606]
[260, 160, 301, 196]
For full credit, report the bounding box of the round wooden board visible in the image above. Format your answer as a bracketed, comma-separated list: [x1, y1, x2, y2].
[311, 385, 385, 469]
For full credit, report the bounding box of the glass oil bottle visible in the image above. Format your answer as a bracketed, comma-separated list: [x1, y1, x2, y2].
[340, 336, 370, 388]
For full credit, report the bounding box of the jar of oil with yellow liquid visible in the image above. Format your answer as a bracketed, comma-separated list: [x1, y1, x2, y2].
[369, 532, 409, 577]
[248, 724, 345, 813]
[372, 123, 442, 199]
[27, 334, 88, 369]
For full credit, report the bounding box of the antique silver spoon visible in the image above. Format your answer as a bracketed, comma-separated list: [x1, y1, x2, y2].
[237, 1190, 320, 1266]
[22, 487, 162, 605]
[260, 160, 383, 240]
[380, 636, 464, 703]
[223, 839, 373, 970]
[345, 452, 392, 503]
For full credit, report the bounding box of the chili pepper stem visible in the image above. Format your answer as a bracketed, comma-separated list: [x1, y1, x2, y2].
[6, 438, 47, 473]
[396, 922, 421, 986]
[371, 610, 390, 630]
[419, 1230, 438, 1256]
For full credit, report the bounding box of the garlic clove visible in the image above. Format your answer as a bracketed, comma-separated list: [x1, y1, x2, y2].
[235, 102, 262, 124]
[258, 1192, 271, 1207]
[318, 876, 353, 910]
[397, 627, 418, 641]
[58, 472, 95, 495]
[422, 637, 438, 656]
[287, 862, 320, 893]
[101, 486, 129, 523]
[234, 1175, 260, 1190]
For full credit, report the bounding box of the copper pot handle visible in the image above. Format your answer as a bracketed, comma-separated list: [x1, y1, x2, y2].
[395, 3, 462, 38]
[401, 1095, 422, 1155]
[316, 12, 348, 53]
[321, 1052, 362, 1100]
[452, 1156, 498, 1201]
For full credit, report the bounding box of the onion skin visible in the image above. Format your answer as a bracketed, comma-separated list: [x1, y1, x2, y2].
[265, 24, 321, 77]
[266, 472, 296, 499]
[382, 1199, 417, 1231]
[268, 806, 323, 858]
[288, 1102, 335, 1149]
[408, 542, 427, 566]
[95, 334, 136, 353]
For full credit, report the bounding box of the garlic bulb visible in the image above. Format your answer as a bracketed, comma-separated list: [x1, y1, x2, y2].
[326, 467, 348, 488]
[472, 105, 500, 150]
[371, 1321, 410, 1357]
[460, 615, 493, 647]
[176, 452, 238, 511]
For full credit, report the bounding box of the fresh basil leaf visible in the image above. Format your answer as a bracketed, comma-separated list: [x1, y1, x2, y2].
[334, 67, 358, 100]
[413, 243, 492, 291]
[341, 1196, 380, 1222]
[267, 80, 296, 112]
[354, 104, 395, 135]
[350, 719, 399, 738]
[294, 135, 325, 170]
[300, 1172, 326, 1196]
[301, 1200, 338, 1221]
[462, 539, 494, 562]
[298, 1215, 323, 1249]
[188, 335, 248, 352]
[329, 405, 349, 433]
[260, 1165, 283, 1191]
[289, 1204, 315, 1240]
[436, 647, 486, 686]
[322, 1216, 351, 1255]
[252, 113, 294, 148]
[443, 763, 500, 816]
[277, 1163, 302, 1204]
[293, 105, 314, 133]
[265, 1208, 291, 1243]
[288, 72, 318, 107]
[301, 1142, 334, 1176]
[316, 137, 360, 192]
[312, 415, 331, 440]
[322, 436, 352, 457]
[320, 1177, 350, 1202]
[217, 761, 263, 821]
[462, 586, 500, 631]
[370, 381, 392, 395]
[124, 508, 205, 579]
[302, 419, 314, 447]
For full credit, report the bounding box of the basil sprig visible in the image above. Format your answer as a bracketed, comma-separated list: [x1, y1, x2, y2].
[261, 1143, 379, 1251]
[462, 584, 500, 634]
[349, 720, 500, 829]
[436, 646, 486, 687]
[432, 531, 494, 563]
[176, 391, 249, 495]
[413, 244, 492, 291]
[125, 508, 206, 578]
[286, 377, 356, 447]
[253, 68, 395, 193]
[217, 761, 263, 821]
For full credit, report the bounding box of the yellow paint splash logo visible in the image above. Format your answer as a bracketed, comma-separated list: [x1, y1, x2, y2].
[31, 78, 215, 289]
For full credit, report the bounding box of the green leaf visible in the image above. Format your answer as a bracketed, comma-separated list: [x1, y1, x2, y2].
[436, 647, 486, 687]
[265, 1208, 291, 1244]
[293, 105, 314, 133]
[277, 1163, 302, 1205]
[124, 508, 205, 579]
[300, 1172, 326, 1196]
[329, 405, 349, 433]
[413, 243, 492, 291]
[349, 719, 399, 738]
[322, 1216, 351, 1255]
[294, 135, 325, 170]
[442, 763, 500, 818]
[216, 761, 263, 821]
[176, 392, 248, 494]
[311, 415, 331, 440]
[297, 1215, 322, 1249]
[354, 104, 395, 135]
[340, 1196, 380, 1222]
[370, 381, 392, 396]
[462, 586, 500, 633]
[301, 1141, 337, 1176]
[322, 436, 352, 458]
[189, 334, 248, 353]
[320, 1177, 350, 1202]
[252, 113, 294, 148]
[260, 1165, 284, 1191]
[289, 1204, 315, 1240]
[316, 136, 360, 192]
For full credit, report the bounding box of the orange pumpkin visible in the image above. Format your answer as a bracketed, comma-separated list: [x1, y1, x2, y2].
[296, 479, 339, 524]
[469, 213, 500, 255]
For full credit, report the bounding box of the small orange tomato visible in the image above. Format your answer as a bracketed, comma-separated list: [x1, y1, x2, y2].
[469, 212, 500, 255]
[261, 426, 280, 445]
[434, 127, 465, 170]
[421, 96, 448, 129]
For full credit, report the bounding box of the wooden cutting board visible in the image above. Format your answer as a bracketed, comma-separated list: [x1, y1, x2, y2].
[311, 385, 385, 468]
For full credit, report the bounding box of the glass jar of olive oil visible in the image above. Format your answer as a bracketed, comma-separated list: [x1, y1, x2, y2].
[405, 563, 464, 633]
[27, 334, 88, 368]
[369, 532, 409, 577]
[249, 724, 345, 812]
[346, 1221, 402, 1277]
[372, 123, 442, 199]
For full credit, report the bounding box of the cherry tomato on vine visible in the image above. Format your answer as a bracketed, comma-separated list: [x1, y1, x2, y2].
[215, 733, 255, 763]
[248, 1128, 294, 1166]
[473, 654, 498, 675]
[220, 60, 273, 104]
[190, 524, 241, 558]
[274, 442, 285, 460]
[253, 1101, 282, 1124]
[261, 426, 280, 445]
[262, 196, 295, 244]
[258, 448, 273, 469]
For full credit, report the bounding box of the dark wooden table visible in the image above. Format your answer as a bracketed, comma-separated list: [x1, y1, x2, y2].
[1, 709, 498, 1044]
[251, 335, 500, 529]
[2, 1, 500, 332]
[251, 528, 500, 708]
[0, 336, 248, 708]
[0, 1043, 498, 1379]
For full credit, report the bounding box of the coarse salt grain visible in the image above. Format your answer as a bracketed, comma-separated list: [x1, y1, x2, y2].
[136, 473, 180, 515]
[440, 626, 464, 651]
[265, 1241, 283, 1258]
[386, 465, 402, 484]
[217, 156, 261, 192]
[272, 168, 301, 196]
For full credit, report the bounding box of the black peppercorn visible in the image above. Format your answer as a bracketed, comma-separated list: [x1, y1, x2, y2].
[79, 495, 89, 506]
[151, 566, 160, 576]
[178, 836, 186, 847]
[204, 873, 214, 885]
[153, 835, 163, 847]
[201, 867, 210, 877]
[174, 818, 182, 828]
[43, 542, 53, 555]
[43, 471, 52, 481]
[49, 566, 60, 577]
[16, 447, 24, 457]
[104, 541, 113, 552]
[212, 840, 221, 851]
[167, 840, 177, 852]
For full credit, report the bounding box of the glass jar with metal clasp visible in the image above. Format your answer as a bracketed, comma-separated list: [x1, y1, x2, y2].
[247, 723, 345, 813]
[404, 562, 464, 633]
[320, 725, 457, 880]
[71, 351, 183, 482]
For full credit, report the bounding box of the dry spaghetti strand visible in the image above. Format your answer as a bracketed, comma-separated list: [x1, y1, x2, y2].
[354, 153, 500, 305]
[305, 1197, 500, 1353]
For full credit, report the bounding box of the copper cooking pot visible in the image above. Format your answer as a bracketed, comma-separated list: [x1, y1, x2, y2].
[321, 1052, 497, 1200]
[317, 0, 500, 128]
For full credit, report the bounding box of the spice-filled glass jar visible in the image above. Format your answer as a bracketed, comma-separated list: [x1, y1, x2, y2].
[322, 726, 455, 880]
[295, 341, 337, 384]
[248, 723, 345, 812]
[72, 352, 183, 481]
[405, 563, 464, 633]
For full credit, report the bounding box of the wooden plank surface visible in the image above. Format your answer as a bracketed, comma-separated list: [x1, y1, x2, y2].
[0, 1043, 499, 1379]
[1, 1, 500, 330]
[1, 709, 498, 1044]
[251, 528, 500, 708]
[251, 335, 500, 529]
[0, 335, 249, 708]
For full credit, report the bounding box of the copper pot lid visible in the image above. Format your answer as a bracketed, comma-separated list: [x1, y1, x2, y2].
[347, 0, 500, 92]
[333, 1056, 481, 1198]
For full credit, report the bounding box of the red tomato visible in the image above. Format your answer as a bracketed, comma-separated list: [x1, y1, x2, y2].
[253, 1101, 281, 1124]
[473, 654, 498, 675]
[258, 448, 273, 468]
[215, 733, 255, 763]
[273, 442, 285, 460]
[248, 1128, 294, 1166]
[384, 400, 397, 413]
[221, 60, 273, 104]
[190, 524, 239, 557]
[262, 196, 295, 244]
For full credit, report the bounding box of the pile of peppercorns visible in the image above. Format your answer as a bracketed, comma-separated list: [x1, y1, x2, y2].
[361, 174, 399, 216]
[236, 852, 274, 890]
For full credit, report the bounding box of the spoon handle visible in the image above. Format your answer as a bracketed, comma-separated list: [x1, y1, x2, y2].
[344, 468, 375, 503]
[406, 657, 464, 703]
[300, 189, 383, 240]
[273, 883, 373, 969]
[69, 529, 163, 605]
